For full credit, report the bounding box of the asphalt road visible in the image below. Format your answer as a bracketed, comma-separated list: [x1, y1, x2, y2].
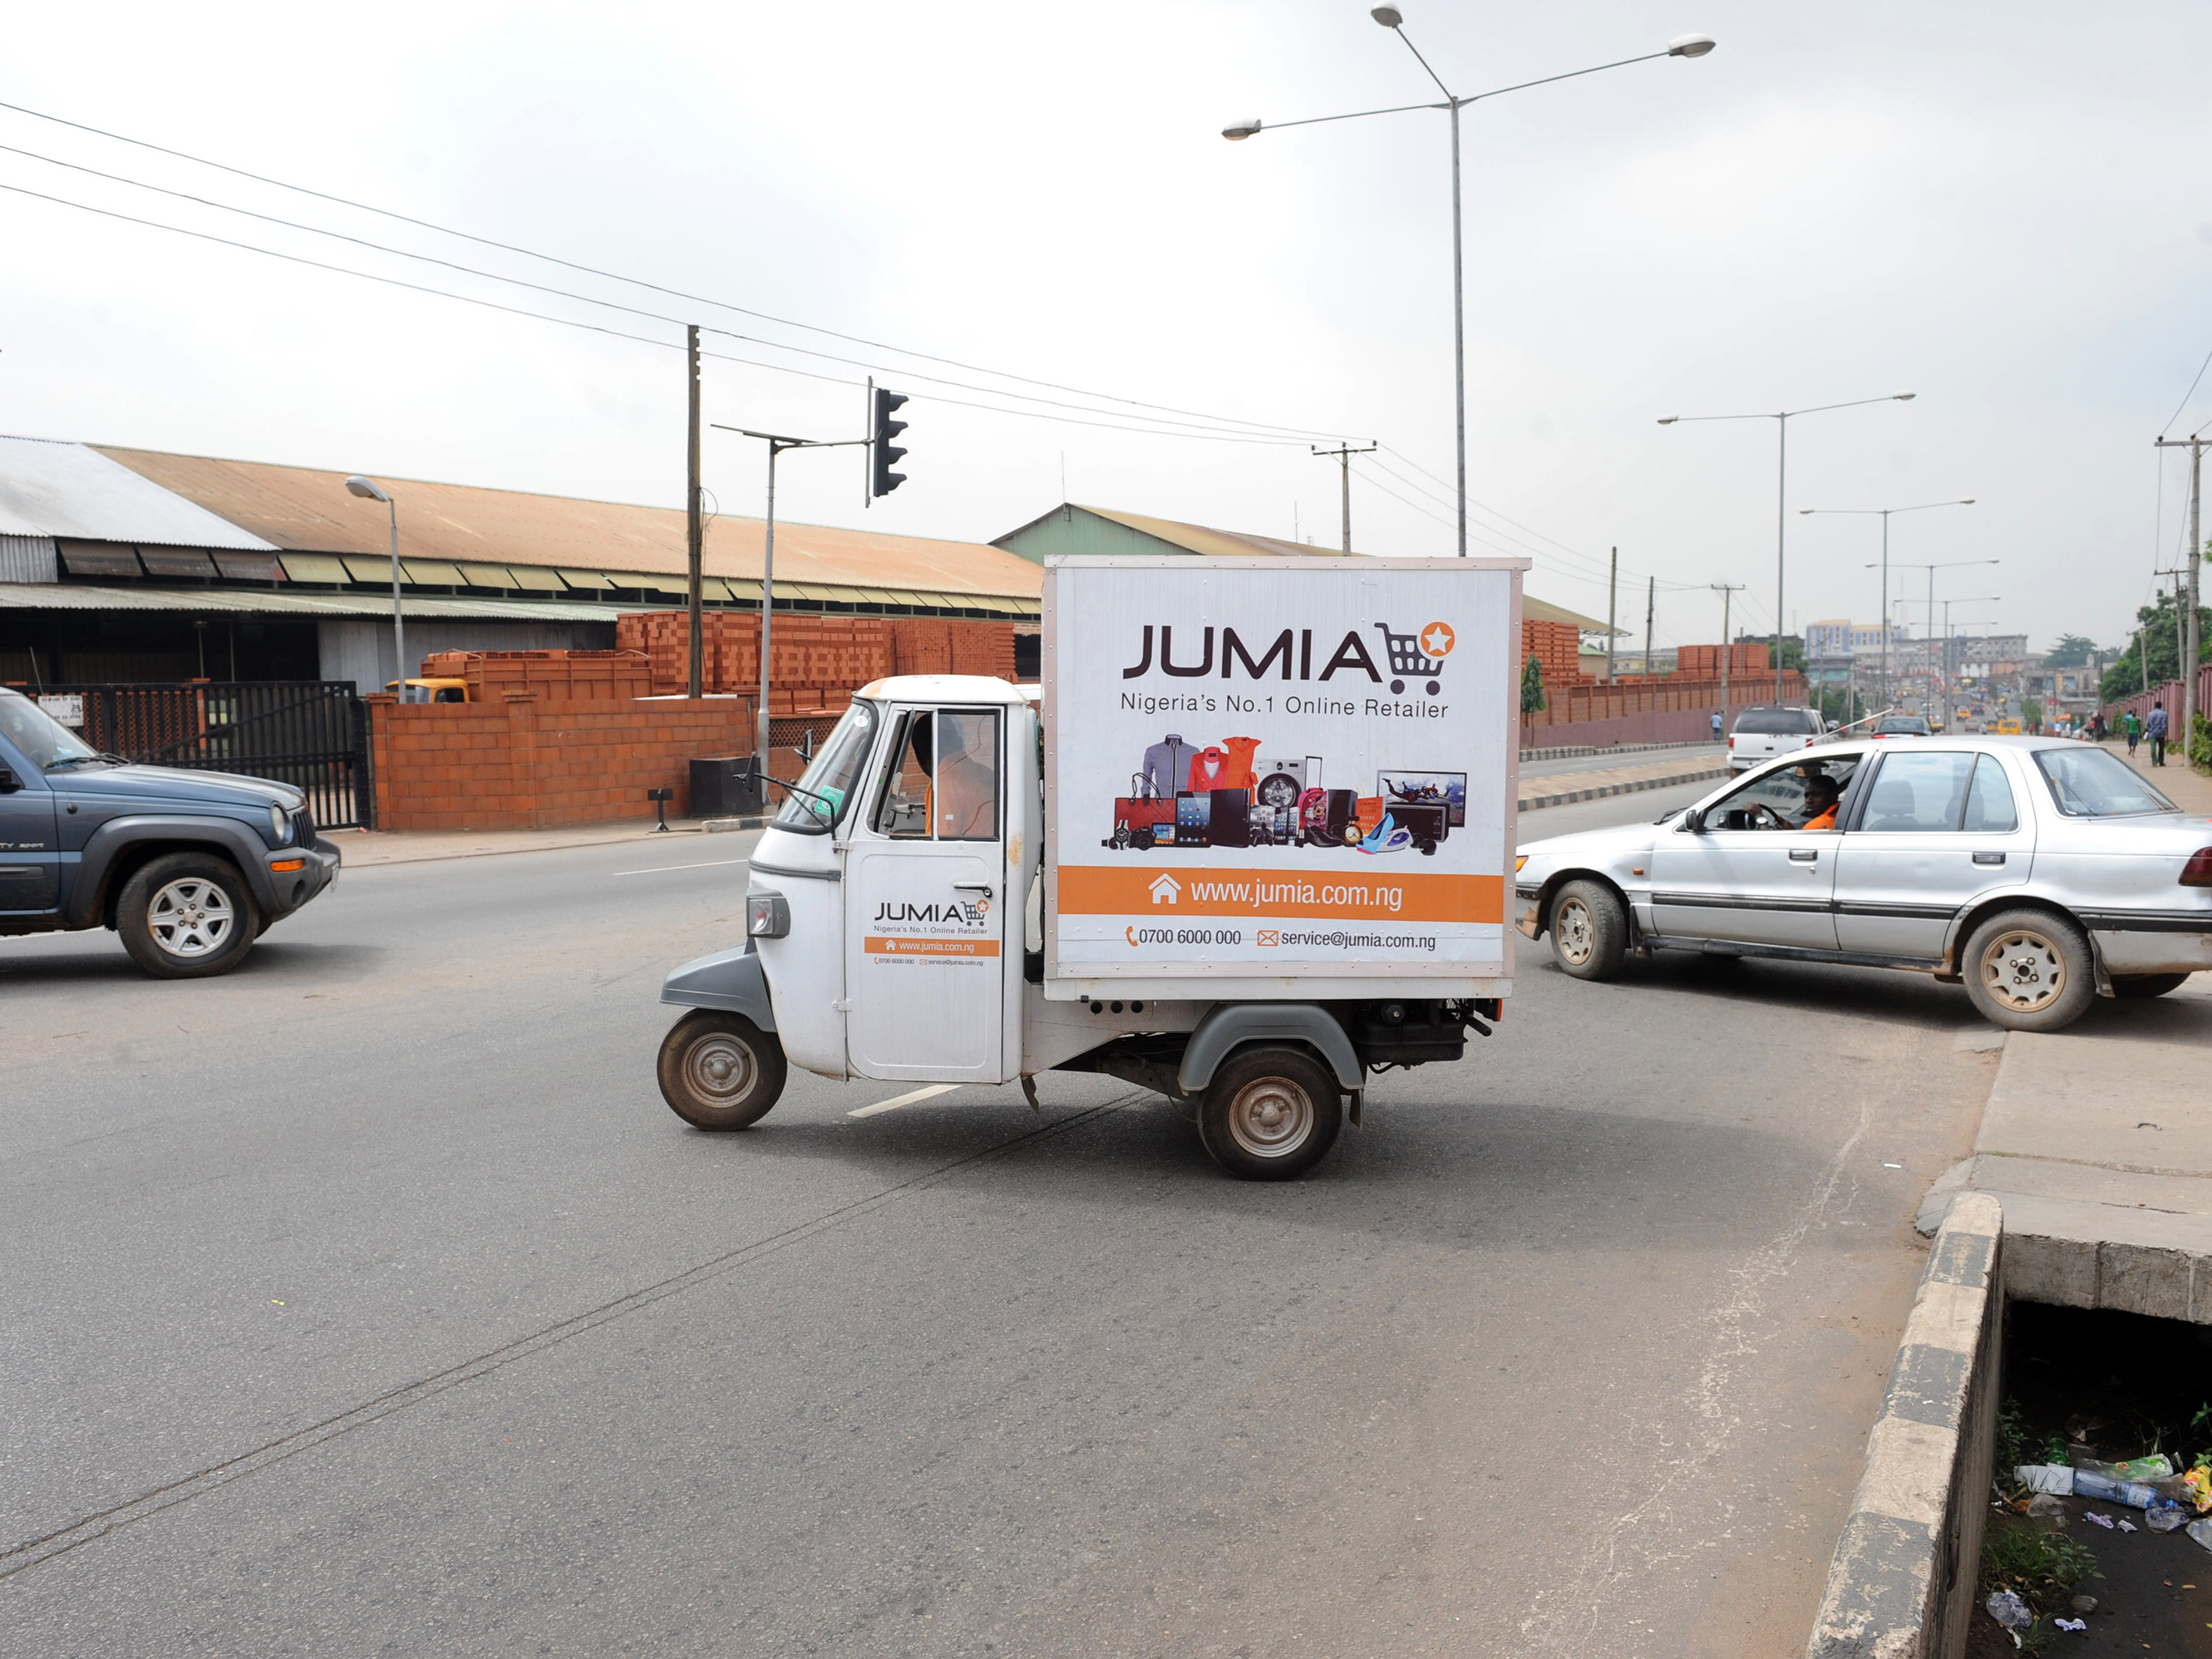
[0, 787, 2002, 1657]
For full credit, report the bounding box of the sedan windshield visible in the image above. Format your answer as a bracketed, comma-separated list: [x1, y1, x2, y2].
[1874, 717, 1930, 735]
[2034, 747, 2177, 817]
[0, 690, 101, 771]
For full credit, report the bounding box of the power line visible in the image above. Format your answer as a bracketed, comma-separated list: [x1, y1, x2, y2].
[2159, 340, 2212, 439]
[0, 96, 1351, 444]
[0, 140, 1312, 444]
[0, 180, 1303, 450]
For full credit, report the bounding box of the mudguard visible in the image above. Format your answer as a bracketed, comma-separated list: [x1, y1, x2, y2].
[659, 942, 778, 1031]
[1176, 1002, 1362, 1095]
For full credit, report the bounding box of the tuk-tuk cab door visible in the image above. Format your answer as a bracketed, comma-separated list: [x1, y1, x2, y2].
[843, 706, 1009, 1083]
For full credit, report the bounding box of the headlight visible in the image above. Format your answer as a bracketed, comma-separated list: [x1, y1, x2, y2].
[746, 889, 790, 939]
[268, 804, 293, 846]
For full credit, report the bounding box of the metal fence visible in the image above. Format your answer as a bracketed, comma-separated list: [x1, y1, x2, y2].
[32, 682, 374, 829]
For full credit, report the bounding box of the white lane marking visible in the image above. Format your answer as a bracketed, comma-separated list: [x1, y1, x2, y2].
[848, 1084, 961, 1119]
[612, 858, 757, 877]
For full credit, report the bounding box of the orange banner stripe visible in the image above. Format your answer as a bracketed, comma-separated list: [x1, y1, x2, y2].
[1056, 864, 1502, 924]
[865, 935, 1002, 957]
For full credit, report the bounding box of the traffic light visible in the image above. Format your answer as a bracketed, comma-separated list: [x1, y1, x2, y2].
[871, 387, 909, 498]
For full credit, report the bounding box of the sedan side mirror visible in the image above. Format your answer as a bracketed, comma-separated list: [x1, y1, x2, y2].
[0, 766, 19, 793]
[1681, 807, 1705, 834]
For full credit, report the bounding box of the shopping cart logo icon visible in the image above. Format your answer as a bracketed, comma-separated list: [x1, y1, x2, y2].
[1373, 621, 1454, 697]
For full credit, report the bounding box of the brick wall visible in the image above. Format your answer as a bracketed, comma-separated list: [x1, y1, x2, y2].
[366, 692, 765, 832]
[614, 612, 1019, 706]
[1520, 672, 1806, 747]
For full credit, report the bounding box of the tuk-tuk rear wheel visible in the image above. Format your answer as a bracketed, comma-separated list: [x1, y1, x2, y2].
[658, 1011, 787, 1130]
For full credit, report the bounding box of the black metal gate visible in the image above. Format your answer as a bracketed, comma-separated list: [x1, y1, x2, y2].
[34, 682, 374, 829]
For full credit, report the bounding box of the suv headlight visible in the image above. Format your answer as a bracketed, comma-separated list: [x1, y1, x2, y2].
[267, 804, 298, 846]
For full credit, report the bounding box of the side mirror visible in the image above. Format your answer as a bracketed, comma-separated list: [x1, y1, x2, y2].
[0, 766, 19, 793]
[1681, 807, 1705, 834]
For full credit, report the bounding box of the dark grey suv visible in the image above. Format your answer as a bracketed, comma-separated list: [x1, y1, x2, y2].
[0, 687, 340, 977]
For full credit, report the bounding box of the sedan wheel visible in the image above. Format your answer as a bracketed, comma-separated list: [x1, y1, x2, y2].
[1962, 908, 2095, 1033]
[1548, 879, 1628, 982]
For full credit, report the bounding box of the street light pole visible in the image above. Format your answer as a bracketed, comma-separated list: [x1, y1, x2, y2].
[1884, 558, 1998, 726]
[343, 475, 404, 701]
[1799, 500, 1975, 707]
[1658, 392, 1917, 704]
[1227, 16, 1715, 555]
[712, 426, 871, 775]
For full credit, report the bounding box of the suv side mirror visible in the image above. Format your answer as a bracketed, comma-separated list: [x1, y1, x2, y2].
[0, 766, 19, 793]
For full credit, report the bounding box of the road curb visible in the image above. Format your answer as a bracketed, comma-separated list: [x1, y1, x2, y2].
[1518, 738, 1717, 762]
[1518, 765, 1727, 812]
[1805, 1190, 2003, 1659]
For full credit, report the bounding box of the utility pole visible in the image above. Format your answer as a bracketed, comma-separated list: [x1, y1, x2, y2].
[1605, 547, 1618, 681]
[1642, 575, 1657, 681]
[2152, 433, 2205, 752]
[686, 324, 704, 700]
[1711, 582, 1743, 743]
[1309, 443, 1377, 553]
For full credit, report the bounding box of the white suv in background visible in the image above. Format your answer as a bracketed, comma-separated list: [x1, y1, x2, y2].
[1728, 706, 1827, 772]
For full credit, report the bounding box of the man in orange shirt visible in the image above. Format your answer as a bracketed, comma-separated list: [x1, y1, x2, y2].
[1798, 771, 1842, 830]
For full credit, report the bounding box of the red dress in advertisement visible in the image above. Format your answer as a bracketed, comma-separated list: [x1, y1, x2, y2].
[1218, 736, 1261, 791]
[1187, 746, 1229, 791]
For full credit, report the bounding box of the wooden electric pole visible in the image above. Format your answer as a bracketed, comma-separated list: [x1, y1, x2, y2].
[1309, 443, 1377, 552]
[686, 324, 704, 700]
[1712, 582, 1743, 741]
[1643, 575, 1657, 680]
[1605, 547, 1618, 681]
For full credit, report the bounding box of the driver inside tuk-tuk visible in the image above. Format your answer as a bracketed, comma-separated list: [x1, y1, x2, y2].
[931, 711, 998, 839]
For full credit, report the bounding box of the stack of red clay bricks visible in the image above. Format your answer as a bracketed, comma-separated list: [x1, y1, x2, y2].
[1676, 642, 1771, 676]
[616, 612, 1018, 706]
[1520, 618, 1589, 689]
[419, 650, 652, 702]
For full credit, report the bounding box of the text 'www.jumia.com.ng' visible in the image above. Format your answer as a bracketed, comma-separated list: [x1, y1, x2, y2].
[1186, 879, 1406, 913]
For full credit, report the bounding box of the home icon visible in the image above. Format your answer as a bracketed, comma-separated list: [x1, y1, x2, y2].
[1148, 874, 1181, 905]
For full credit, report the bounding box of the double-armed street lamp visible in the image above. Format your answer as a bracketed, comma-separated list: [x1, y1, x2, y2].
[1658, 393, 1918, 705]
[343, 475, 406, 702]
[1798, 499, 1975, 707]
[1884, 558, 1998, 711]
[1225, 10, 1716, 557]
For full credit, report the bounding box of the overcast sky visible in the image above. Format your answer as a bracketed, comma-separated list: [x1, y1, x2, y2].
[7, 1, 2210, 654]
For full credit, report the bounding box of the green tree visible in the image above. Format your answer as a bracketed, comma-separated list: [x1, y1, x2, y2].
[2021, 697, 2045, 731]
[2044, 633, 2097, 668]
[2098, 593, 2212, 703]
[1520, 654, 1547, 715]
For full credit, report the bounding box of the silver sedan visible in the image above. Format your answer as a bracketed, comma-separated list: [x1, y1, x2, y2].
[1513, 736, 2212, 1032]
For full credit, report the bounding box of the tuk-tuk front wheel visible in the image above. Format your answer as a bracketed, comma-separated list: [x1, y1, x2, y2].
[658, 1011, 787, 1130]
[1196, 1046, 1342, 1181]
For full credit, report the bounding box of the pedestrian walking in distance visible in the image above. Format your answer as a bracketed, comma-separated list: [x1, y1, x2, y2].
[2146, 701, 2170, 767]
[2124, 708, 2141, 756]
[1710, 709, 1722, 742]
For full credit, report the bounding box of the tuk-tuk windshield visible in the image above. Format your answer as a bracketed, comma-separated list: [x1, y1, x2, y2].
[773, 699, 879, 833]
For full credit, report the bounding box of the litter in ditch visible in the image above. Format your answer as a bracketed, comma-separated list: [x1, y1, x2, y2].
[1975, 1303, 2212, 1656]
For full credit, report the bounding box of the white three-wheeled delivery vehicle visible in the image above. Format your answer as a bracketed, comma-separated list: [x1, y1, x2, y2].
[654, 555, 1524, 1179]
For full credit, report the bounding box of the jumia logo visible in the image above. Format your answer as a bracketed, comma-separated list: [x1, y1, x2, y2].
[1121, 627, 1379, 682]
[874, 899, 983, 924]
